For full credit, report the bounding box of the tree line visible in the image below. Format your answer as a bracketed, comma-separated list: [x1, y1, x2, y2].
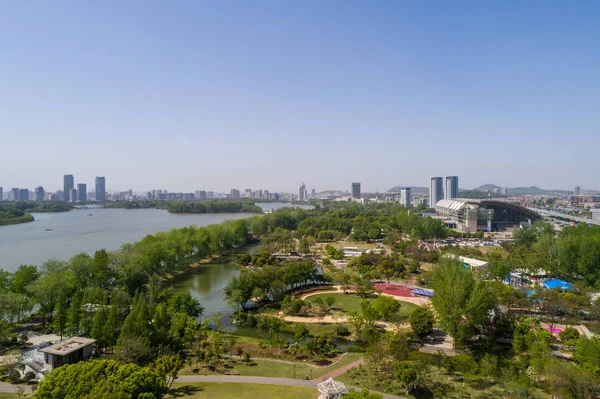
[103, 199, 263, 214]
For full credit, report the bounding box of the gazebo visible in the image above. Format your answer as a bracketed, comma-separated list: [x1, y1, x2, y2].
[317, 378, 346, 399]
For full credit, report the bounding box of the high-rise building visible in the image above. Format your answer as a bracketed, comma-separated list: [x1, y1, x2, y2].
[352, 182, 361, 200]
[230, 189, 240, 199]
[64, 175, 74, 202]
[311, 189, 316, 197]
[400, 187, 411, 207]
[10, 188, 19, 201]
[0, 187, 3, 201]
[444, 176, 459, 200]
[35, 186, 45, 201]
[430, 177, 443, 207]
[20, 189, 29, 201]
[69, 188, 77, 203]
[574, 186, 581, 195]
[298, 183, 307, 201]
[77, 184, 87, 202]
[95, 177, 106, 201]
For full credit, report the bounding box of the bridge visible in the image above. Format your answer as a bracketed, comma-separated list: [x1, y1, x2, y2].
[527, 207, 600, 226]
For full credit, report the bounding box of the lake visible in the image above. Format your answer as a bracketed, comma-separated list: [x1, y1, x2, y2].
[0, 202, 312, 319]
[0, 202, 310, 272]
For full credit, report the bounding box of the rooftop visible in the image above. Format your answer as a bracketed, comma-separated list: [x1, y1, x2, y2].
[40, 337, 96, 356]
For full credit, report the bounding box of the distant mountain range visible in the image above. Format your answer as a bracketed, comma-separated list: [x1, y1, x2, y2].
[474, 184, 573, 195]
[387, 186, 429, 195]
[387, 184, 597, 196]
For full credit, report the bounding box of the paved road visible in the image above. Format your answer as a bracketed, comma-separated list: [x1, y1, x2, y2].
[0, 382, 33, 394]
[176, 375, 405, 399]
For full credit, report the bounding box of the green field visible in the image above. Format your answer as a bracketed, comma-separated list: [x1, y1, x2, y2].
[182, 353, 363, 379]
[307, 293, 418, 318]
[170, 382, 315, 399]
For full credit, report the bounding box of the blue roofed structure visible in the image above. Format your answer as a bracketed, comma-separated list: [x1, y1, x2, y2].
[543, 279, 575, 291]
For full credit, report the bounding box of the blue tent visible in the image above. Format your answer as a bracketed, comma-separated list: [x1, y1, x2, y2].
[543, 279, 575, 291]
[411, 288, 434, 297]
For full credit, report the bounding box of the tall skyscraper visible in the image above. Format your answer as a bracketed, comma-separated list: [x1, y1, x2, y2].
[69, 188, 77, 203]
[64, 174, 74, 202]
[352, 182, 361, 199]
[298, 183, 307, 201]
[77, 184, 87, 202]
[430, 177, 443, 207]
[444, 176, 459, 199]
[574, 186, 581, 195]
[19, 189, 29, 201]
[400, 187, 412, 207]
[35, 186, 45, 201]
[0, 187, 3, 201]
[95, 177, 106, 201]
[10, 188, 19, 201]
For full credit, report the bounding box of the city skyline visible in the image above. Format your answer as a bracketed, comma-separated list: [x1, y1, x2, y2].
[1, 2, 599, 191]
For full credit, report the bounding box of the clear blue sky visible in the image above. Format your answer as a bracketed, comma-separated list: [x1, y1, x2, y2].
[1, 1, 598, 193]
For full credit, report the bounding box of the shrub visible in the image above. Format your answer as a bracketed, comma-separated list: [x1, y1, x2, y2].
[559, 327, 580, 342]
[346, 346, 366, 353]
[334, 325, 351, 337]
[23, 371, 36, 381]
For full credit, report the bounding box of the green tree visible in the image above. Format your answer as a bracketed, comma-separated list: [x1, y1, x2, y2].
[373, 295, 401, 321]
[409, 307, 434, 341]
[154, 354, 182, 389]
[10, 265, 38, 294]
[56, 291, 68, 340]
[395, 361, 418, 387]
[294, 324, 309, 343]
[431, 258, 496, 347]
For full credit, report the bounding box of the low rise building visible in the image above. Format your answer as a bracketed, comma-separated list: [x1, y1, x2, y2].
[40, 337, 96, 371]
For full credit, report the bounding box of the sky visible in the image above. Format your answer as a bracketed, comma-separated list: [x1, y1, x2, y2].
[1, 1, 599, 193]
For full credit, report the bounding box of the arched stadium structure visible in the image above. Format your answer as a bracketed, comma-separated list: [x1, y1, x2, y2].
[435, 199, 541, 232]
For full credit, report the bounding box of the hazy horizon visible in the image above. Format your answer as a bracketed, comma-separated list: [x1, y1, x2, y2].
[2, 1, 598, 193]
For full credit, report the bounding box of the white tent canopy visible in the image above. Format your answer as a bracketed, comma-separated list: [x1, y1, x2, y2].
[317, 378, 346, 399]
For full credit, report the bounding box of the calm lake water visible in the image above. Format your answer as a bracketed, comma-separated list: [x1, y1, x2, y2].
[0, 202, 309, 272]
[0, 202, 312, 317]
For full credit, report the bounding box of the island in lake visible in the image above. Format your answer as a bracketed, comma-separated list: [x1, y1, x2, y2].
[0, 201, 73, 226]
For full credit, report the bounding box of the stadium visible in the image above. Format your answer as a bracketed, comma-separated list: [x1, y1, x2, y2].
[435, 199, 541, 232]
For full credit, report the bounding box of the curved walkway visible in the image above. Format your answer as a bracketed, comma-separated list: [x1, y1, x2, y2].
[281, 315, 410, 332]
[299, 286, 344, 300]
[175, 375, 405, 399]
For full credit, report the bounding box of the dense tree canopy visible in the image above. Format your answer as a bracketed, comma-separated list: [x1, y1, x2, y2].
[34, 359, 166, 399]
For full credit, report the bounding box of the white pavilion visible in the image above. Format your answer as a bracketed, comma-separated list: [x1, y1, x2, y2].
[317, 378, 347, 399]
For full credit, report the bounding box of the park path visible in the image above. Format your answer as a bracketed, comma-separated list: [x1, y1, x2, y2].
[175, 375, 404, 399]
[0, 382, 33, 394]
[280, 314, 410, 333]
[299, 286, 344, 300]
[315, 358, 364, 382]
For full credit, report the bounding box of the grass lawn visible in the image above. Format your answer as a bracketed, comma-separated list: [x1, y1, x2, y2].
[181, 353, 363, 379]
[169, 382, 315, 399]
[0, 394, 17, 399]
[307, 293, 418, 318]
